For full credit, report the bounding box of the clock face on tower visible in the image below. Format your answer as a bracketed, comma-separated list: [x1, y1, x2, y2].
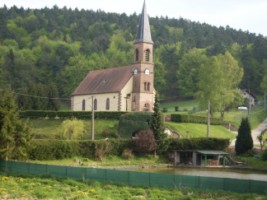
[144, 69, 150, 75]
[133, 69, 138, 75]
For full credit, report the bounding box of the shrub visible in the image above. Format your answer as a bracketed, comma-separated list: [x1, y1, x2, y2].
[101, 130, 110, 138]
[94, 140, 111, 161]
[261, 149, 267, 161]
[122, 148, 134, 160]
[28, 140, 78, 160]
[166, 138, 229, 152]
[133, 129, 157, 154]
[61, 118, 85, 140]
[235, 117, 253, 155]
[118, 112, 152, 138]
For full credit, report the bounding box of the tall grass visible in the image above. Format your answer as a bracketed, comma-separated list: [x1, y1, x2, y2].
[0, 174, 265, 199]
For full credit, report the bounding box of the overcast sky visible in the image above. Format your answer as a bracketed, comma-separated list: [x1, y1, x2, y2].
[1, 0, 266, 36]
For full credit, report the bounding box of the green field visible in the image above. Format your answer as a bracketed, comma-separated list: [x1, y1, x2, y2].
[28, 119, 118, 140]
[165, 122, 235, 139]
[0, 174, 266, 200]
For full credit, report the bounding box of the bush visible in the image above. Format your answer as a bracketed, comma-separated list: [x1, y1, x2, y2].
[28, 139, 133, 160]
[235, 117, 253, 155]
[133, 129, 157, 154]
[122, 148, 134, 159]
[261, 149, 267, 161]
[118, 112, 152, 138]
[28, 140, 79, 160]
[166, 138, 229, 152]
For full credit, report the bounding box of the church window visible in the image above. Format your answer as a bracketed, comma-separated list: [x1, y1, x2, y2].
[106, 98, 110, 110]
[82, 99, 86, 111]
[144, 103, 150, 111]
[144, 82, 150, 91]
[135, 49, 139, 61]
[94, 99, 97, 110]
[145, 49, 150, 62]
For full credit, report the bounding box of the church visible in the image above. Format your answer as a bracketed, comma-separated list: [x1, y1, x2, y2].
[71, 1, 155, 112]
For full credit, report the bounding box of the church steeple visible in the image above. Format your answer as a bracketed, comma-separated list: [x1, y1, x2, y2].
[135, 0, 153, 44]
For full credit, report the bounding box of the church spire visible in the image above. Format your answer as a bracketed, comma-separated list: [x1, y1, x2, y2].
[135, 0, 153, 44]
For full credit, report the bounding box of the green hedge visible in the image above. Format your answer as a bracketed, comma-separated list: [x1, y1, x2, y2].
[28, 138, 229, 160]
[28, 139, 133, 160]
[20, 110, 125, 120]
[166, 137, 230, 151]
[118, 112, 153, 138]
[171, 114, 225, 125]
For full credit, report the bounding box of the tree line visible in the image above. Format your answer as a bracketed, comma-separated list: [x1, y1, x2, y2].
[0, 5, 267, 110]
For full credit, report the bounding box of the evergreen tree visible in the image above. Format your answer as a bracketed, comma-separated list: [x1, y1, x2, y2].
[0, 88, 31, 160]
[150, 93, 164, 141]
[235, 117, 253, 155]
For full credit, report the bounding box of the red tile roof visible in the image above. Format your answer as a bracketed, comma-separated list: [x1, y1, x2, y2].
[72, 65, 135, 96]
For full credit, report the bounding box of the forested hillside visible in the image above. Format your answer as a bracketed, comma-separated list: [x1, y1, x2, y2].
[0, 6, 267, 110]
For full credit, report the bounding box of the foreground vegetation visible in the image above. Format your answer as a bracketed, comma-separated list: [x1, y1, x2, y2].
[0, 174, 266, 200]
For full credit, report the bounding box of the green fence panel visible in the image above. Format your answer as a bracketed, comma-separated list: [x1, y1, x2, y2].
[0, 160, 5, 172]
[106, 169, 129, 184]
[150, 173, 174, 188]
[0, 160, 266, 195]
[199, 177, 224, 191]
[86, 168, 106, 182]
[47, 165, 68, 178]
[129, 171, 150, 187]
[67, 166, 85, 180]
[29, 163, 47, 176]
[9, 161, 29, 175]
[250, 180, 267, 195]
[224, 178, 250, 193]
[175, 175, 199, 189]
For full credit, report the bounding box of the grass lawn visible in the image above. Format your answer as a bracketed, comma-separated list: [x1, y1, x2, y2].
[32, 155, 168, 168]
[28, 119, 118, 139]
[0, 174, 266, 200]
[165, 122, 235, 139]
[161, 99, 198, 113]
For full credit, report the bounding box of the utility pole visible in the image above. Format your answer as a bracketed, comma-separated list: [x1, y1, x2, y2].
[207, 100, 210, 137]
[91, 96, 95, 140]
[265, 92, 267, 112]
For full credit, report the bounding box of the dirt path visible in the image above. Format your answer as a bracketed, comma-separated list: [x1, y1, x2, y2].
[230, 118, 267, 146]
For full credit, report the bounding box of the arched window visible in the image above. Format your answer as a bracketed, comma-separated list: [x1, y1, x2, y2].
[94, 98, 97, 110]
[145, 49, 150, 62]
[82, 99, 86, 111]
[106, 98, 110, 110]
[135, 49, 139, 61]
[144, 82, 147, 91]
[144, 103, 150, 111]
[144, 82, 150, 91]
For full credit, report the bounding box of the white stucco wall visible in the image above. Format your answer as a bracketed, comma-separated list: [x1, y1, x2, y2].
[71, 93, 119, 111]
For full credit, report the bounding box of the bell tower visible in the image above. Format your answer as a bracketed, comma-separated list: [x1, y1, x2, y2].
[132, 0, 154, 112]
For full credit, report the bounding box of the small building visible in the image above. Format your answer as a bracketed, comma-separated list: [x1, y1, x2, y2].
[241, 89, 256, 106]
[173, 150, 229, 167]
